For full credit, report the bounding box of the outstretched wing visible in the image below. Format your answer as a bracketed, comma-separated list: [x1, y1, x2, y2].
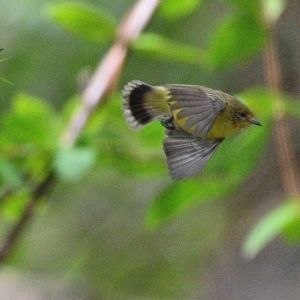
[165, 85, 225, 138]
[163, 129, 223, 180]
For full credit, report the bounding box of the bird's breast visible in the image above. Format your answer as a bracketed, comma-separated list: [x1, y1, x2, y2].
[207, 113, 241, 139]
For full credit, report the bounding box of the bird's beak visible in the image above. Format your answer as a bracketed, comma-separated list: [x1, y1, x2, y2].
[249, 118, 262, 126]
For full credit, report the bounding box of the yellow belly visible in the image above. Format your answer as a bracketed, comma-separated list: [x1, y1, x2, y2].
[207, 114, 240, 139]
[172, 108, 245, 140]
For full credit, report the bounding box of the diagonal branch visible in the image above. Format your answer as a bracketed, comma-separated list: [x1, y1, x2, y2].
[0, 0, 161, 263]
[0, 172, 55, 262]
[63, 0, 161, 147]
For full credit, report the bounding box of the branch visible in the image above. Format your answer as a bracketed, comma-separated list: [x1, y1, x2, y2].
[63, 0, 161, 147]
[0, 0, 161, 263]
[262, 9, 300, 197]
[0, 172, 55, 262]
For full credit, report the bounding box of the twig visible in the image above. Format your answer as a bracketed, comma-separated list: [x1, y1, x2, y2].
[63, 0, 161, 147]
[0, 172, 55, 262]
[0, 0, 161, 262]
[262, 11, 300, 197]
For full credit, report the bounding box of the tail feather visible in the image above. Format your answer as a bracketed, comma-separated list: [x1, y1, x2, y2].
[122, 80, 166, 130]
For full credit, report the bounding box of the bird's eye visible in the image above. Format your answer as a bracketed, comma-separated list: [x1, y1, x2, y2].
[239, 112, 247, 118]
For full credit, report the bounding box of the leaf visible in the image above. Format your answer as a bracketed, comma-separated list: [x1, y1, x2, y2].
[147, 180, 201, 227]
[242, 200, 300, 259]
[283, 218, 300, 245]
[261, 0, 287, 25]
[146, 177, 231, 227]
[207, 12, 265, 69]
[1, 189, 31, 221]
[158, 0, 202, 20]
[47, 2, 116, 44]
[54, 147, 97, 182]
[230, 0, 261, 14]
[132, 32, 206, 65]
[0, 93, 60, 150]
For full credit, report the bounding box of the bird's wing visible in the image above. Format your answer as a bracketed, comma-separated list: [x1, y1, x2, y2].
[163, 129, 223, 180]
[165, 85, 225, 138]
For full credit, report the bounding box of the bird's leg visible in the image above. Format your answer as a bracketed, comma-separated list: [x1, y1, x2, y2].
[160, 115, 175, 130]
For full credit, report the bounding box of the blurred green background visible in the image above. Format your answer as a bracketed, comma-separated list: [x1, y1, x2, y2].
[0, 0, 300, 299]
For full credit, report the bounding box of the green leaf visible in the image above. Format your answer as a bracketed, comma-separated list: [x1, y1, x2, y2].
[0, 93, 61, 149]
[158, 0, 202, 20]
[1, 189, 31, 221]
[283, 217, 300, 245]
[146, 177, 231, 227]
[132, 32, 206, 65]
[54, 147, 97, 182]
[47, 2, 116, 44]
[147, 180, 201, 227]
[230, 0, 261, 14]
[242, 200, 300, 259]
[207, 12, 265, 69]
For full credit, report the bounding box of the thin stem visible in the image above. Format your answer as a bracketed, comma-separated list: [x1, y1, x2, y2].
[263, 21, 300, 197]
[63, 0, 161, 147]
[0, 172, 55, 262]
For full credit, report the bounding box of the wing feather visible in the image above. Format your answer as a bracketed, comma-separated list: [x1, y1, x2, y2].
[163, 129, 223, 180]
[164, 84, 225, 138]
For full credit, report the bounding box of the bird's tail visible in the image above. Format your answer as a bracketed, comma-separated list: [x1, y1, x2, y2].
[122, 80, 170, 130]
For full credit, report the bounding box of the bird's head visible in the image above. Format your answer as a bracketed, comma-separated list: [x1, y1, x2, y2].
[230, 98, 261, 129]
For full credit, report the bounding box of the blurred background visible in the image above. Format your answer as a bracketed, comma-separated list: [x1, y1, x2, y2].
[0, 0, 300, 299]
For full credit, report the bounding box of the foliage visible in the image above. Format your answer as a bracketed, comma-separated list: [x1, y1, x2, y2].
[243, 200, 300, 259]
[47, 2, 117, 44]
[0, 0, 299, 282]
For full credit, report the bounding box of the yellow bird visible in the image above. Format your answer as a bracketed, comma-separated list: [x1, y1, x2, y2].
[122, 80, 261, 180]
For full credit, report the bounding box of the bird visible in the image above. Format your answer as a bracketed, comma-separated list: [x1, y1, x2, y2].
[122, 80, 261, 180]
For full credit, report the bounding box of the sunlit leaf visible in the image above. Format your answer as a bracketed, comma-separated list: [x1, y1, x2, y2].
[261, 0, 286, 25]
[159, 0, 202, 20]
[132, 32, 206, 65]
[242, 200, 300, 259]
[47, 2, 116, 44]
[54, 147, 97, 181]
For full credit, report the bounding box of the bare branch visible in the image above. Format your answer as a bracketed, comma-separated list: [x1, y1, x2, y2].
[63, 0, 161, 147]
[262, 11, 300, 198]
